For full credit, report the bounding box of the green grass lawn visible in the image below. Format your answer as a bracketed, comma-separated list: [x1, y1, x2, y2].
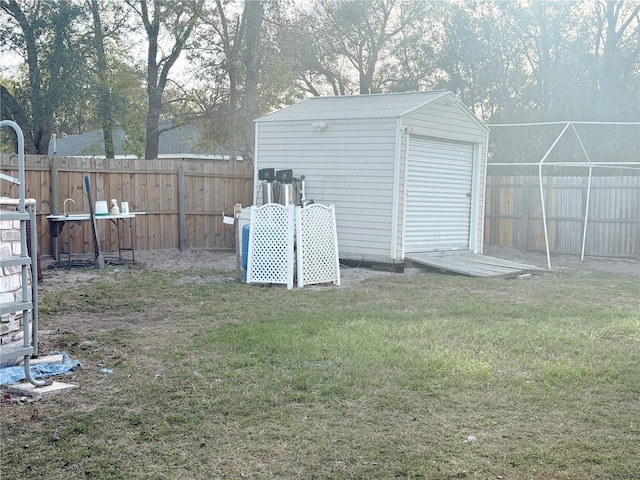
[1, 266, 639, 479]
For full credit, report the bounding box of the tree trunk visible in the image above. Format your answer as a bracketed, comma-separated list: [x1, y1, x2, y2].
[359, 70, 371, 94]
[145, 82, 162, 160]
[4, 0, 43, 154]
[243, 0, 263, 162]
[216, 0, 240, 160]
[0, 84, 37, 153]
[142, 0, 161, 160]
[137, 0, 200, 159]
[88, 0, 115, 158]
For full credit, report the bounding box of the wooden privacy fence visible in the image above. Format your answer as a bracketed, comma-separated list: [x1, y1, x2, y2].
[1, 155, 254, 257]
[485, 175, 640, 259]
[3, 157, 637, 261]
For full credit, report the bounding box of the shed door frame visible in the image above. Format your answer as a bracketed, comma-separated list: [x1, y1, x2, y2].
[402, 135, 481, 256]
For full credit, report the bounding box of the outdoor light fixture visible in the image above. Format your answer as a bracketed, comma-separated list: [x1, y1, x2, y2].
[311, 121, 327, 131]
[446, 96, 461, 106]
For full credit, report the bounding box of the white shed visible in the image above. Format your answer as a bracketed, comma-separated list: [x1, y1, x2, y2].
[253, 91, 490, 266]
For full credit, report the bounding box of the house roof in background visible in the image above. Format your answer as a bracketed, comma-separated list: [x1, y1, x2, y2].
[48, 121, 214, 158]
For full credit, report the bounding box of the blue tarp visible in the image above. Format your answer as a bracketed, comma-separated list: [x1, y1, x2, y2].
[0, 352, 81, 385]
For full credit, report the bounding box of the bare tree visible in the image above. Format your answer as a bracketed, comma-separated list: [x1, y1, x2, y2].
[243, 0, 263, 161]
[591, 0, 640, 118]
[87, 0, 116, 158]
[194, 0, 245, 159]
[494, 1, 576, 120]
[190, 0, 264, 160]
[128, 0, 202, 159]
[0, 0, 84, 154]
[310, 0, 422, 94]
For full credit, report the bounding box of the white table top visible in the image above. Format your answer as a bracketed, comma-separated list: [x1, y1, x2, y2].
[47, 212, 145, 221]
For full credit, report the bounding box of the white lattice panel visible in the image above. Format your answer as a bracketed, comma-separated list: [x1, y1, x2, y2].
[296, 203, 340, 287]
[247, 203, 295, 289]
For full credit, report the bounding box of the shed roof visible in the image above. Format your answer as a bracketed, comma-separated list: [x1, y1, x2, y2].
[257, 91, 452, 122]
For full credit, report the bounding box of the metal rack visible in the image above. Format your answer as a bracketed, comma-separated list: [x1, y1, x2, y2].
[0, 120, 48, 387]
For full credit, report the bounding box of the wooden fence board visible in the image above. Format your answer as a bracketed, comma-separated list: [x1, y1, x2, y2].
[7, 156, 633, 260]
[484, 175, 639, 259]
[1, 154, 254, 257]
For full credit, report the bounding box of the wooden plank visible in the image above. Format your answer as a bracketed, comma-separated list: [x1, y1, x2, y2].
[458, 254, 537, 269]
[29, 354, 64, 365]
[7, 381, 78, 399]
[50, 159, 59, 215]
[178, 167, 186, 251]
[408, 256, 500, 277]
[49, 159, 60, 258]
[405, 253, 542, 278]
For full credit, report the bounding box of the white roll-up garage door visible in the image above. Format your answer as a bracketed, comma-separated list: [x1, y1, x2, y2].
[405, 137, 474, 253]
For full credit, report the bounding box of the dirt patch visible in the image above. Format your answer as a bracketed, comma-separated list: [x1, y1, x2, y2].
[39, 247, 637, 295]
[33, 250, 393, 351]
[483, 245, 639, 276]
[39, 249, 394, 294]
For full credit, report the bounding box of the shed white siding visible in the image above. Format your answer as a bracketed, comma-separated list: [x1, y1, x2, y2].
[403, 102, 487, 143]
[254, 91, 489, 264]
[256, 118, 399, 261]
[394, 96, 488, 259]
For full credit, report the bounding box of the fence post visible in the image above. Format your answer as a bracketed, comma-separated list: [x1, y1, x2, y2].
[178, 166, 186, 251]
[50, 158, 59, 260]
[521, 176, 530, 253]
[632, 218, 640, 260]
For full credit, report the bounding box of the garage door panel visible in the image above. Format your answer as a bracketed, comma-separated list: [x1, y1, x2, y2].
[406, 138, 473, 253]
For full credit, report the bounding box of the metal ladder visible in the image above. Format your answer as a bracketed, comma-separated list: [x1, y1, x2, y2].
[0, 120, 48, 387]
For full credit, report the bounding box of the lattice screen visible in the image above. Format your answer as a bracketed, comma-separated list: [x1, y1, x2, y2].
[247, 203, 295, 289]
[296, 203, 340, 287]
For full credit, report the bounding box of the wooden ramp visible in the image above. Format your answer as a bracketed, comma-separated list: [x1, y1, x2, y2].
[405, 253, 544, 278]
